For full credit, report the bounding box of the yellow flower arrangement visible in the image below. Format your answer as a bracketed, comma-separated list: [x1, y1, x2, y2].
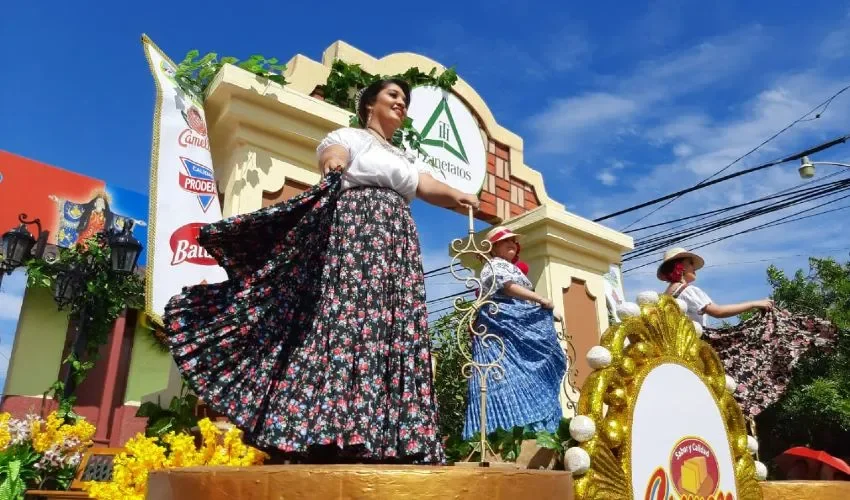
[28, 412, 96, 454]
[0, 413, 11, 450]
[0, 410, 97, 495]
[83, 418, 268, 500]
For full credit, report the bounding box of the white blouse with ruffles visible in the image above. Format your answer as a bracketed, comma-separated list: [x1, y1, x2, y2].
[671, 283, 713, 326]
[480, 257, 533, 297]
[316, 127, 434, 202]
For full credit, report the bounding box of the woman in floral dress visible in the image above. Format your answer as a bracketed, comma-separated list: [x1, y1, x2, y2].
[658, 247, 834, 419]
[163, 79, 479, 464]
[464, 227, 566, 439]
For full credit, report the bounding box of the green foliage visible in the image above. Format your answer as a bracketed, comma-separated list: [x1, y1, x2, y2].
[443, 419, 575, 466]
[25, 234, 144, 418]
[535, 418, 576, 469]
[136, 382, 199, 439]
[754, 257, 850, 462]
[0, 444, 40, 500]
[444, 425, 536, 463]
[174, 50, 287, 96]
[429, 303, 471, 440]
[321, 60, 458, 155]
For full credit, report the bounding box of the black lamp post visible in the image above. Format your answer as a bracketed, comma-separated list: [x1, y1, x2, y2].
[0, 214, 49, 289]
[108, 220, 143, 275]
[1, 214, 144, 398]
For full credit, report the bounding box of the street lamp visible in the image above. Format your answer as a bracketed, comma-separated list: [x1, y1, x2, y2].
[0, 214, 49, 288]
[108, 220, 143, 275]
[798, 156, 850, 179]
[0, 213, 144, 397]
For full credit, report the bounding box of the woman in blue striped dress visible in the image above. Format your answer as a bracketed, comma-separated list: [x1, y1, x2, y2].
[463, 226, 567, 439]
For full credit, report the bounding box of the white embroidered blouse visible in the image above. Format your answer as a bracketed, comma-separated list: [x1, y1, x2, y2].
[316, 127, 434, 202]
[671, 283, 713, 326]
[480, 257, 533, 297]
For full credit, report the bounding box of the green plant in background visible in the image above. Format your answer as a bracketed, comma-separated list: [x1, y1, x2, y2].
[135, 381, 200, 439]
[429, 301, 471, 440]
[26, 234, 144, 421]
[173, 50, 288, 96]
[320, 60, 458, 156]
[751, 257, 850, 465]
[442, 419, 575, 467]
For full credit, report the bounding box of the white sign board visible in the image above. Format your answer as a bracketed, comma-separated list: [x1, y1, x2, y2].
[631, 363, 739, 499]
[142, 36, 227, 324]
[406, 86, 487, 195]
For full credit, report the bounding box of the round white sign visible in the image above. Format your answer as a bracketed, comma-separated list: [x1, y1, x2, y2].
[631, 363, 738, 499]
[406, 86, 486, 195]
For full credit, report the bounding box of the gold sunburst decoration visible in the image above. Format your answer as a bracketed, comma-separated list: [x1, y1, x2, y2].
[569, 293, 763, 500]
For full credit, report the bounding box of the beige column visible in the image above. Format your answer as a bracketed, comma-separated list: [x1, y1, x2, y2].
[204, 65, 345, 217]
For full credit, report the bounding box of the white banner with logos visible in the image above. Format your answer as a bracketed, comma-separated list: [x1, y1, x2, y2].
[142, 35, 226, 325]
[406, 86, 487, 195]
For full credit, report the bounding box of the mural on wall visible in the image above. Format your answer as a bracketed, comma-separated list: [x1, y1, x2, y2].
[0, 150, 148, 266]
[0, 151, 149, 395]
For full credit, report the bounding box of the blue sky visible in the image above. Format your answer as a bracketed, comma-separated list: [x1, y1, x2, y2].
[2, 1, 850, 385]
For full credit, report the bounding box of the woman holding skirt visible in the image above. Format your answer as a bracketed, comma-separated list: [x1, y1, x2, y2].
[164, 78, 479, 464]
[463, 227, 567, 439]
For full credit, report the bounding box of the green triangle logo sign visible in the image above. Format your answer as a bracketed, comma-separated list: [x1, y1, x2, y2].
[418, 98, 469, 164]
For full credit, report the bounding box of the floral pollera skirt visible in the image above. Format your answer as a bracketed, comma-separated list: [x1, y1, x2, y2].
[163, 173, 444, 464]
[705, 308, 837, 419]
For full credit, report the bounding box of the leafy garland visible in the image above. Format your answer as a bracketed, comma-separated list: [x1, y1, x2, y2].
[26, 234, 144, 420]
[173, 50, 288, 96]
[320, 60, 458, 156]
[171, 51, 457, 160]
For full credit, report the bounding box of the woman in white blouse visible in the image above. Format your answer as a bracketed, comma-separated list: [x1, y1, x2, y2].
[164, 79, 478, 465]
[658, 247, 773, 326]
[464, 227, 567, 439]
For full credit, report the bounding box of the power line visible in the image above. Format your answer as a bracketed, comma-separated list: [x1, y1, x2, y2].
[425, 289, 473, 305]
[624, 179, 850, 258]
[614, 84, 850, 230]
[622, 197, 850, 273]
[625, 247, 850, 275]
[624, 169, 847, 234]
[424, 265, 451, 276]
[592, 134, 850, 224]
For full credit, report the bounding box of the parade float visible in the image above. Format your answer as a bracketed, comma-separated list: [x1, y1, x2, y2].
[3, 34, 846, 499]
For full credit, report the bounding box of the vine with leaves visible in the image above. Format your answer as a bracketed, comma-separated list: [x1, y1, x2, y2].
[171, 50, 288, 96]
[25, 234, 144, 421]
[320, 60, 458, 157]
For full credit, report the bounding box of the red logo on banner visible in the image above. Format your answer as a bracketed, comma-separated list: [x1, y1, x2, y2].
[186, 107, 207, 135]
[169, 223, 216, 266]
[178, 173, 216, 195]
[178, 106, 210, 150]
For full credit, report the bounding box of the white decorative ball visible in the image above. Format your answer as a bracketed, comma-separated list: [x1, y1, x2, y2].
[636, 291, 659, 306]
[587, 346, 613, 369]
[747, 436, 759, 455]
[616, 302, 641, 318]
[755, 461, 768, 481]
[725, 375, 737, 393]
[564, 447, 591, 475]
[692, 321, 704, 337]
[569, 416, 596, 443]
[675, 298, 688, 314]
